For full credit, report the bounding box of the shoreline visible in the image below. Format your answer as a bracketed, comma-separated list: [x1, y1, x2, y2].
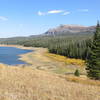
[0, 44, 34, 50]
[0, 44, 100, 87]
[0, 44, 36, 67]
[0, 44, 86, 74]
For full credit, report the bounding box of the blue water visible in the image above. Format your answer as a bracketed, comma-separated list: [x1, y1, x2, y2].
[0, 47, 32, 65]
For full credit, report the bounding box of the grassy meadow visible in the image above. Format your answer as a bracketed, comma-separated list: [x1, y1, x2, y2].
[0, 64, 100, 100]
[0, 45, 99, 100]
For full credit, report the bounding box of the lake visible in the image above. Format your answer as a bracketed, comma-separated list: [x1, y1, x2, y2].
[0, 47, 32, 65]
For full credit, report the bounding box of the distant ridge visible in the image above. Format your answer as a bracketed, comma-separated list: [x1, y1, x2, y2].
[44, 24, 96, 35]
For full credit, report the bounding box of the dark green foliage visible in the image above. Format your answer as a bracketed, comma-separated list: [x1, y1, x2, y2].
[47, 34, 93, 60]
[74, 69, 80, 77]
[86, 22, 100, 80]
[0, 34, 93, 60]
[20, 34, 92, 60]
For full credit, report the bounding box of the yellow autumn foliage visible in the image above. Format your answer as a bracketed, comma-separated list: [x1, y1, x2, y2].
[45, 52, 85, 66]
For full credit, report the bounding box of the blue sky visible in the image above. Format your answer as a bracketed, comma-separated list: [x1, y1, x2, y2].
[0, 0, 100, 38]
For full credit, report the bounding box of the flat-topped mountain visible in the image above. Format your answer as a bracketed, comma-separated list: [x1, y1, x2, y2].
[44, 25, 95, 35]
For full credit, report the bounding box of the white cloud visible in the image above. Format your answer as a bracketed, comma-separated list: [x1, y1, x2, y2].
[47, 10, 64, 14]
[78, 9, 89, 12]
[0, 16, 8, 21]
[62, 11, 70, 15]
[37, 10, 70, 16]
[37, 11, 45, 16]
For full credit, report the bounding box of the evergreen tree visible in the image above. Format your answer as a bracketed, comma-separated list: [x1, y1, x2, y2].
[74, 69, 80, 77]
[86, 21, 100, 80]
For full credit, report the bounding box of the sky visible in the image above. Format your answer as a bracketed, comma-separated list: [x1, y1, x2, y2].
[0, 0, 100, 38]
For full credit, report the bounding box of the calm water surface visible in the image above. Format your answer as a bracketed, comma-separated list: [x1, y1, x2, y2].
[0, 47, 32, 65]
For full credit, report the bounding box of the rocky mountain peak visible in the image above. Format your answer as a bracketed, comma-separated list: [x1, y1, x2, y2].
[44, 24, 95, 35]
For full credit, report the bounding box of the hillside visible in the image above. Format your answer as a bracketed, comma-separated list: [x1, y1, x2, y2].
[0, 64, 100, 100]
[0, 25, 94, 47]
[44, 25, 95, 35]
[0, 25, 94, 60]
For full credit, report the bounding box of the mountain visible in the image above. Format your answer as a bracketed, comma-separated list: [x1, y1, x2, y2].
[44, 25, 96, 35]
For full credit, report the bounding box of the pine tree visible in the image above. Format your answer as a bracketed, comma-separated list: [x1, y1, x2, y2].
[86, 21, 100, 80]
[74, 69, 80, 77]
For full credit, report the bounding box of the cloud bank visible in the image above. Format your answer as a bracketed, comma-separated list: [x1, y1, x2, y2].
[37, 10, 70, 16]
[37, 8, 89, 16]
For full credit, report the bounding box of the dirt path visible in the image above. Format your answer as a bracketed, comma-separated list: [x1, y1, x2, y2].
[20, 48, 64, 71]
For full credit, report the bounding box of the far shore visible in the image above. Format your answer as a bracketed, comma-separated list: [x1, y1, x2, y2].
[0, 44, 34, 50]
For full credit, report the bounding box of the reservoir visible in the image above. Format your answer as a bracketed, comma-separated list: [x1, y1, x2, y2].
[0, 47, 32, 65]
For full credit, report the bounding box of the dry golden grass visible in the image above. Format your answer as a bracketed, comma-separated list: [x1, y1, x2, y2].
[45, 52, 86, 74]
[0, 45, 99, 100]
[0, 64, 100, 100]
[59, 75, 100, 86]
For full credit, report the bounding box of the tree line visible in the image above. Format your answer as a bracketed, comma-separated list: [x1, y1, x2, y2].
[18, 34, 93, 60]
[0, 23, 99, 80]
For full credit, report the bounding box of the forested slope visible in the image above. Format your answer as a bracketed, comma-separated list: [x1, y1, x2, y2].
[0, 33, 93, 60]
